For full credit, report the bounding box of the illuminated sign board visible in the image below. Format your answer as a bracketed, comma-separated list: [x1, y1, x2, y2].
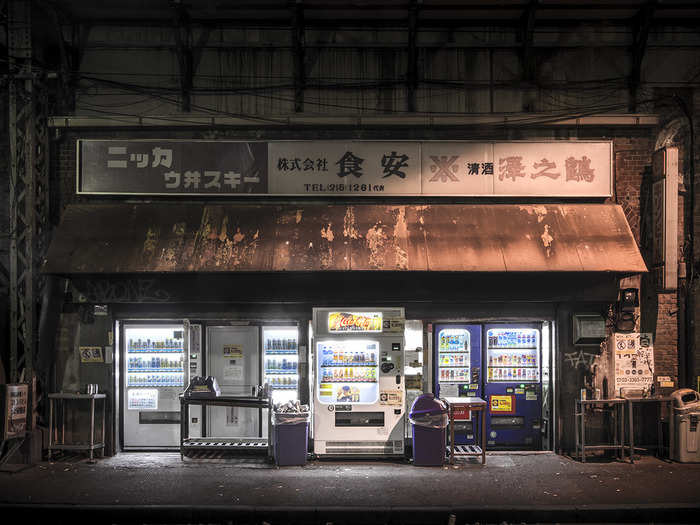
[328, 312, 383, 333]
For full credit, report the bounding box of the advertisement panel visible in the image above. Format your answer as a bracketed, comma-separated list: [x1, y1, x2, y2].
[78, 140, 612, 197]
[614, 333, 654, 391]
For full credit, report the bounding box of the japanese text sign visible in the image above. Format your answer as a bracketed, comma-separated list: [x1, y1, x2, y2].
[328, 312, 383, 333]
[489, 395, 515, 414]
[78, 140, 612, 197]
[614, 333, 654, 390]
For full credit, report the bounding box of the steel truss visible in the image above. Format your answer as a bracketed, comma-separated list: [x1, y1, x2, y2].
[8, 0, 50, 384]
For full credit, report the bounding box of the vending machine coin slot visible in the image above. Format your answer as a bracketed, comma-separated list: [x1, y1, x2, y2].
[392, 342, 401, 352]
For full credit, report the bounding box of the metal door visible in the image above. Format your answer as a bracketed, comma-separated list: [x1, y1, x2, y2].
[205, 326, 260, 438]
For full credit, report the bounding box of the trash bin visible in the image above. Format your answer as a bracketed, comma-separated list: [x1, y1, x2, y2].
[272, 411, 310, 466]
[409, 393, 448, 466]
[670, 388, 700, 463]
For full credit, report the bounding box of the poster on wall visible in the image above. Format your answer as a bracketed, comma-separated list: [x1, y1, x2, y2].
[613, 333, 654, 391]
[1, 384, 28, 439]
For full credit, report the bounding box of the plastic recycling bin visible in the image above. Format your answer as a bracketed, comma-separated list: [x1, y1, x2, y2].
[409, 393, 449, 466]
[670, 389, 700, 463]
[272, 412, 310, 466]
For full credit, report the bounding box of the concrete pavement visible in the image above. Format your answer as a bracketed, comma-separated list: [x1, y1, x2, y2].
[1, 451, 699, 523]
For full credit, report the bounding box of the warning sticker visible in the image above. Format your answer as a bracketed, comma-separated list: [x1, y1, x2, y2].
[490, 395, 515, 414]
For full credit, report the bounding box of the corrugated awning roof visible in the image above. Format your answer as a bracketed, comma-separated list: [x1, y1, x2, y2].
[42, 203, 647, 274]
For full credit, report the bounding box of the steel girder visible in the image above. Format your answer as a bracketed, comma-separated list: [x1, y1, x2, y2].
[8, 0, 50, 383]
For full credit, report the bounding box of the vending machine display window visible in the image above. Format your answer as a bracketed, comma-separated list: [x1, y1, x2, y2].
[262, 327, 299, 405]
[316, 340, 379, 404]
[437, 328, 471, 384]
[126, 327, 185, 388]
[486, 328, 540, 383]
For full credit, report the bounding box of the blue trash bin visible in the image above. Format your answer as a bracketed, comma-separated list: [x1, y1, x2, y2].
[272, 412, 309, 466]
[409, 393, 448, 466]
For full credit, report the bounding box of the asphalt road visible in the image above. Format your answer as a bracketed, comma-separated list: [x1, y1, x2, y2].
[1, 451, 699, 523]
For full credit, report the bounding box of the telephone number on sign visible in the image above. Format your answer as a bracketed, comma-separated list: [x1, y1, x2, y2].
[304, 183, 385, 193]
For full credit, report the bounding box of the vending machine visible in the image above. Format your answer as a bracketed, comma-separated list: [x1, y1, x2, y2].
[313, 307, 405, 457]
[262, 325, 300, 406]
[483, 323, 542, 449]
[122, 322, 186, 449]
[433, 324, 482, 444]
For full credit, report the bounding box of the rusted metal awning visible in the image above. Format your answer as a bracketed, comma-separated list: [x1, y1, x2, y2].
[43, 203, 647, 274]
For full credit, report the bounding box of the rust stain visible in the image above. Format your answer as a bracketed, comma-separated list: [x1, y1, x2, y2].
[541, 224, 554, 257]
[320, 223, 334, 269]
[321, 223, 334, 242]
[366, 222, 387, 269]
[142, 227, 158, 259]
[520, 205, 548, 223]
[343, 206, 359, 240]
[218, 216, 229, 242]
[233, 228, 245, 244]
[158, 222, 186, 269]
[392, 207, 408, 270]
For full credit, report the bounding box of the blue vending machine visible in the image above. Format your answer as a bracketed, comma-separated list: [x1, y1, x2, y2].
[434, 324, 482, 445]
[484, 324, 542, 449]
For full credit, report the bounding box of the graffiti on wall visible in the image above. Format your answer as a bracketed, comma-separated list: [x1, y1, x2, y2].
[563, 349, 598, 371]
[76, 279, 171, 303]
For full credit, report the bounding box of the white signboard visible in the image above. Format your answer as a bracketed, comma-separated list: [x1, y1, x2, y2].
[269, 142, 421, 195]
[421, 142, 611, 196]
[81, 139, 612, 197]
[128, 388, 158, 410]
[613, 333, 654, 391]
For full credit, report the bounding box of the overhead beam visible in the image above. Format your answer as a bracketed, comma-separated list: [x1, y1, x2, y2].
[172, 2, 194, 112]
[520, 0, 538, 84]
[629, 0, 656, 112]
[291, 0, 305, 113]
[407, 0, 419, 112]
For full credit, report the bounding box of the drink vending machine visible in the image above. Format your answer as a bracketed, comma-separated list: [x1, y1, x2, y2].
[122, 322, 188, 449]
[313, 307, 405, 457]
[483, 323, 542, 449]
[433, 324, 482, 445]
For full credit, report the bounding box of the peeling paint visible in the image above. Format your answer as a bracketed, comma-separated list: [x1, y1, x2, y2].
[320, 223, 335, 269]
[142, 227, 158, 259]
[520, 205, 549, 223]
[541, 224, 554, 257]
[343, 207, 359, 239]
[321, 223, 334, 242]
[218, 216, 229, 242]
[392, 207, 409, 270]
[233, 228, 244, 244]
[366, 223, 387, 269]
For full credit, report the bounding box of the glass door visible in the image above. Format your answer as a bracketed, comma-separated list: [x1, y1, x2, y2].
[316, 339, 379, 404]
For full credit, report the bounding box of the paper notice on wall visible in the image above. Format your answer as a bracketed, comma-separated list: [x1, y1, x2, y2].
[223, 344, 243, 358]
[224, 365, 244, 382]
[128, 388, 158, 410]
[614, 333, 654, 390]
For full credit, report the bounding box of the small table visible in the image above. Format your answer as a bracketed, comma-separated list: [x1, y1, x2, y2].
[442, 397, 487, 465]
[48, 393, 106, 463]
[575, 398, 627, 462]
[179, 394, 271, 460]
[626, 396, 673, 463]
